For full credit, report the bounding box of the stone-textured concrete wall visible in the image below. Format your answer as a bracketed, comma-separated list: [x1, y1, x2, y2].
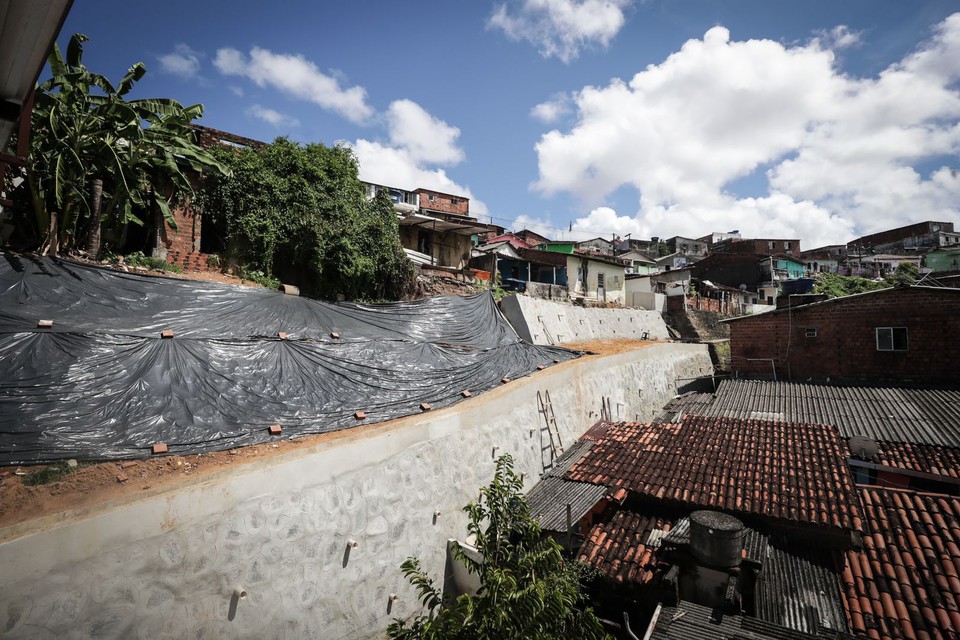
[0, 344, 711, 640]
[500, 294, 670, 345]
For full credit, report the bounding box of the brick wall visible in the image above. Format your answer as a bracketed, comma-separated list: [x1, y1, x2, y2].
[414, 188, 469, 216]
[163, 200, 220, 272]
[729, 287, 960, 382]
[848, 221, 954, 250]
[711, 239, 801, 256]
[667, 294, 744, 316]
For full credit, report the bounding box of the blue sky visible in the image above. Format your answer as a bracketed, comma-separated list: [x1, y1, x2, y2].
[61, 1, 960, 248]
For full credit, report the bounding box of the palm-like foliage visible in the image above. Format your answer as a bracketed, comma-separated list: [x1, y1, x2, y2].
[387, 455, 610, 640]
[25, 33, 228, 255]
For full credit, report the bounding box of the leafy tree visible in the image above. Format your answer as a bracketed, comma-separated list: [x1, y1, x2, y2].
[13, 33, 226, 255]
[387, 455, 610, 640]
[197, 138, 416, 301]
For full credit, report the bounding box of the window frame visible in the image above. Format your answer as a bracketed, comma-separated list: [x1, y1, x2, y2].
[875, 327, 908, 352]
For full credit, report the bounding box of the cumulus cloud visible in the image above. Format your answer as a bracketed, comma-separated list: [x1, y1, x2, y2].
[247, 105, 299, 128]
[158, 44, 202, 80]
[489, 0, 632, 63]
[532, 15, 960, 247]
[214, 47, 374, 124]
[530, 93, 573, 123]
[386, 100, 464, 165]
[349, 140, 489, 217]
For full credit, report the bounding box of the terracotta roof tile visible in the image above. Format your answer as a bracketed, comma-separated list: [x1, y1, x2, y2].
[577, 509, 669, 584]
[840, 486, 960, 640]
[873, 440, 960, 479]
[566, 416, 862, 532]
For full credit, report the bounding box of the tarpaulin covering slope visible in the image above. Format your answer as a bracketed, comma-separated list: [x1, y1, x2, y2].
[0, 254, 578, 465]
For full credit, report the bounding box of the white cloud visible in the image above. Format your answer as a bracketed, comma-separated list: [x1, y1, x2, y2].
[532, 15, 960, 247]
[386, 99, 464, 165]
[214, 47, 374, 124]
[530, 94, 572, 123]
[158, 44, 202, 80]
[813, 25, 862, 50]
[349, 140, 489, 217]
[489, 0, 632, 63]
[247, 105, 300, 128]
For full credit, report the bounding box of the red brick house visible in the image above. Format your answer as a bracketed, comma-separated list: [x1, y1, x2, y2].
[724, 286, 960, 382]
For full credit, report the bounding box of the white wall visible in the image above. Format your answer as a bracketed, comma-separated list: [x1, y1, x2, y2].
[567, 256, 625, 304]
[500, 294, 670, 345]
[0, 344, 712, 640]
[628, 291, 667, 313]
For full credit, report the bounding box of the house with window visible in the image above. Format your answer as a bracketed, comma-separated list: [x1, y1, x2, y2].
[362, 182, 493, 270]
[619, 250, 658, 275]
[800, 245, 847, 274]
[710, 238, 801, 256]
[923, 247, 960, 273]
[665, 235, 708, 257]
[575, 237, 615, 256]
[568, 253, 626, 304]
[847, 220, 956, 254]
[723, 286, 960, 382]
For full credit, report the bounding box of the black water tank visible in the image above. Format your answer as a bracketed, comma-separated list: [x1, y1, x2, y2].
[689, 510, 744, 569]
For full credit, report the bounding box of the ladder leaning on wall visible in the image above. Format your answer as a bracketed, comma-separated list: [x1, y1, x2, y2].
[537, 390, 564, 470]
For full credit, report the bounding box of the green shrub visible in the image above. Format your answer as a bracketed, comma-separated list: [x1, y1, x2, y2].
[125, 251, 183, 273]
[197, 138, 416, 301]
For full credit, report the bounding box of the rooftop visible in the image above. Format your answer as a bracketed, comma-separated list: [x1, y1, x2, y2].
[526, 476, 607, 533]
[566, 416, 863, 532]
[661, 380, 960, 447]
[645, 601, 854, 640]
[840, 486, 960, 639]
[578, 509, 670, 584]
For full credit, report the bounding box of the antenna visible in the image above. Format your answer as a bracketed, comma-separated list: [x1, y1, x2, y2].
[848, 435, 879, 460]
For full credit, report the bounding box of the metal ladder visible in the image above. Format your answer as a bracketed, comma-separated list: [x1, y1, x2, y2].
[537, 390, 564, 470]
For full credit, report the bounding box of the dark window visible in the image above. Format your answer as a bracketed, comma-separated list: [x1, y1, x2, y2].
[597, 273, 605, 287]
[805, 327, 818, 338]
[876, 327, 908, 351]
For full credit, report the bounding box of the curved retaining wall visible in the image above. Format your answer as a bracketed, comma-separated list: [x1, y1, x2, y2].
[0, 343, 712, 640]
[500, 294, 670, 345]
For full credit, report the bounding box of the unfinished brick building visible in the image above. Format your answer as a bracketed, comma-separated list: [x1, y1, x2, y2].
[724, 286, 960, 383]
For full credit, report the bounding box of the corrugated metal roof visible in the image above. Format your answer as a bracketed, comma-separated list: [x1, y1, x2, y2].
[665, 380, 960, 447]
[648, 601, 855, 639]
[754, 533, 847, 635]
[544, 439, 594, 478]
[525, 476, 606, 532]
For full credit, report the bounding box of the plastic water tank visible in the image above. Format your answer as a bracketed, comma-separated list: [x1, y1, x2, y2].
[689, 510, 745, 568]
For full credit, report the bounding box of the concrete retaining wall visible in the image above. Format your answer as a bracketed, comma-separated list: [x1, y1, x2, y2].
[500, 294, 670, 345]
[0, 343, 711, 640]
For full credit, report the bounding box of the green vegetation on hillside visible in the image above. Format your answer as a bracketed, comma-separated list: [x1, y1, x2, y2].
[813, 262, 918, 298]
[197, 138, 416, 301]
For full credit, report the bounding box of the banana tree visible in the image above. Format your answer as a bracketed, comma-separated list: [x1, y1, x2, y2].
[25, 33, 229, 256]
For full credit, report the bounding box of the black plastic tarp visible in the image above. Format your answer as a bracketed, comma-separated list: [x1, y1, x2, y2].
[0, 253, 578, 465]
